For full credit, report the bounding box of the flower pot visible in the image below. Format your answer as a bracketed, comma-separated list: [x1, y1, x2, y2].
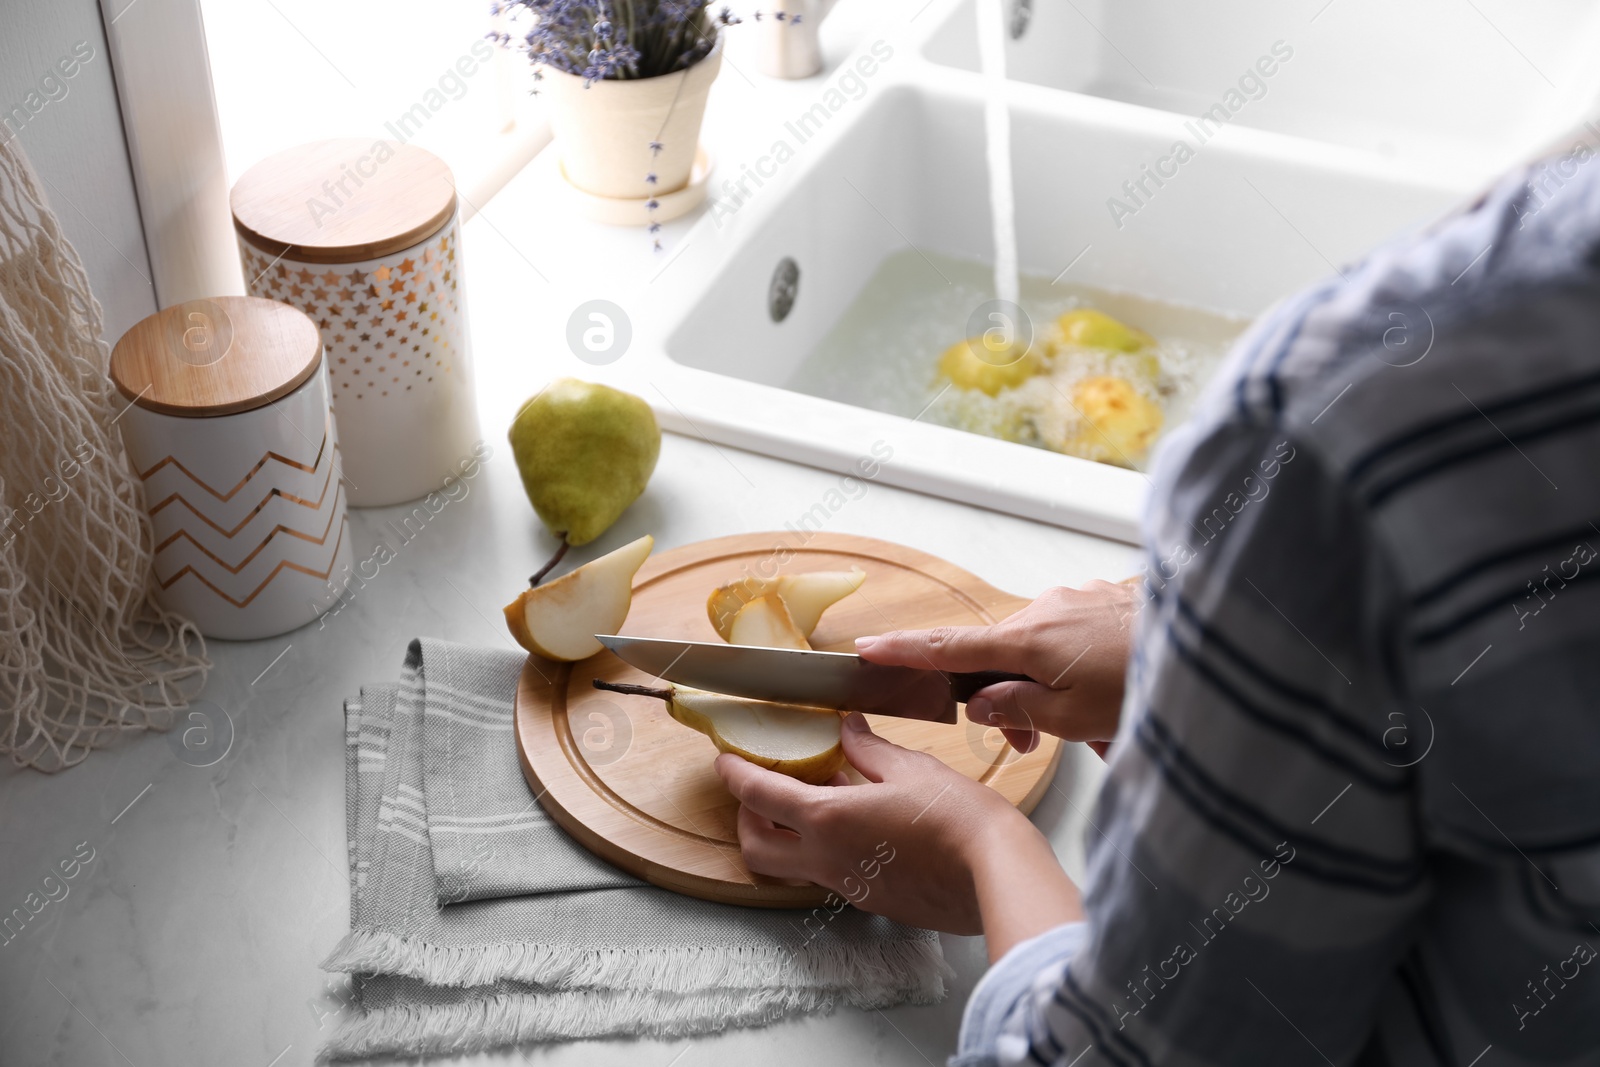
[540, 36, 722, 202]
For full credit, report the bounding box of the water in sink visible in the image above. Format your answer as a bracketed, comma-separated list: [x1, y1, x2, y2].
[785, 249, 1250, 471]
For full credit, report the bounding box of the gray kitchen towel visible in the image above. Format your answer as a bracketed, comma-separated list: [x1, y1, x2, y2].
[417, 639, 636, 904]
[320, 638, 950, 1061]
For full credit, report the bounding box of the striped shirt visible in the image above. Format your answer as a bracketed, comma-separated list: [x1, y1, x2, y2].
[957, 143, 1600, 1066]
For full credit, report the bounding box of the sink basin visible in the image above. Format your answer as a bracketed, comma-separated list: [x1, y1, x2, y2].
[922, 0, 1600, 183]
[639, 63, 1460, 541]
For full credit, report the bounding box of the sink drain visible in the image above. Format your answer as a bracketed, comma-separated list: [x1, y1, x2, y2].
[768, 257, 800, 323]
[1010, 0, 1031, 39]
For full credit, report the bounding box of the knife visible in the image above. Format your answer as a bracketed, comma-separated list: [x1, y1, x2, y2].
[595, 635, 1030, 725]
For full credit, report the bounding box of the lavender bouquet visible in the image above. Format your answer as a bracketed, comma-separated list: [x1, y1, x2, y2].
[490, 1, 743, 85]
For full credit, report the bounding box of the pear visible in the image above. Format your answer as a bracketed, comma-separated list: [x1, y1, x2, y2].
[1054, 309, 1155, 353]
[593, 680, 845, 784]
[938, 336, 1043, 396]
[728, 594, 811, 650]
[508, 379, 661, 547]
[706, 567, 867, 641]
[503, 535, 654, 661]
[1058, 376, 1164, 468]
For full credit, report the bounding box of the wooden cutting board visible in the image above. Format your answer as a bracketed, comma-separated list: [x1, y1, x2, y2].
[513, 531, 1062, 908]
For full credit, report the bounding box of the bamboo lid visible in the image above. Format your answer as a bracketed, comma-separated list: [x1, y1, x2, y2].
[110, 296, 323, 418]
[230, 139, 456, 264]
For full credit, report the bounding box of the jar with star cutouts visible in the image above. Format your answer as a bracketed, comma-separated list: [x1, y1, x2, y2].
[230, 139, 480, 507]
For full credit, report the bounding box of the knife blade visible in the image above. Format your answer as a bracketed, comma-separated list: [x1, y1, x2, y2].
[595, 635, 1029, 724]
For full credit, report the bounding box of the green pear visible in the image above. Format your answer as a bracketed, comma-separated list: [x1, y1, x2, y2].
[508, 379, 661, 546]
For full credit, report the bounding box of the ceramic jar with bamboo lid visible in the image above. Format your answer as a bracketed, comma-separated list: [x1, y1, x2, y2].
[110, 296, 351, 640]
[230, 139, 479, 507]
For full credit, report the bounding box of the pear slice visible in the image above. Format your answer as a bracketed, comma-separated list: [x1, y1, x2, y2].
[775, 568, 867, 636]
[707, 577, 776, 640]
[728, 594, 810, 650]
[594, 680, 845, 784]
[503, 534, 654, 661]
[706, 568, 867, 641]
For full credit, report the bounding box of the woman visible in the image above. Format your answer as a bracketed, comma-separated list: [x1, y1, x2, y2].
[717, 137, 1600, 1066]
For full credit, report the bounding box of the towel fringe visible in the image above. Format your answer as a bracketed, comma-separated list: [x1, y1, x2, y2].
[320, 927, 952, 998]
[319, 985, 834, 1061]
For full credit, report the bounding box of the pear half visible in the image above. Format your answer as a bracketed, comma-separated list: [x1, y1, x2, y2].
[503, 534, 653, 661]
[594, 680, 845, 784]
[707, 568, 867, 641]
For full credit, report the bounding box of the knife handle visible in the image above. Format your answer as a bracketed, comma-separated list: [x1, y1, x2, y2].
[948, 671, 1034, 703]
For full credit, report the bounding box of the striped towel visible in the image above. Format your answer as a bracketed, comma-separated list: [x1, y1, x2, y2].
[320, 638, 950, 1061]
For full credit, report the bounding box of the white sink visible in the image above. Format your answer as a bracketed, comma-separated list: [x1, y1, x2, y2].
[923, 0, 1600, 184]
[626, 20, 1467, 542]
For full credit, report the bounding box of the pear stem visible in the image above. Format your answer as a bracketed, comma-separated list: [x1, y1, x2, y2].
[529, 538, 569, 587]
[592, 679, 671, 702]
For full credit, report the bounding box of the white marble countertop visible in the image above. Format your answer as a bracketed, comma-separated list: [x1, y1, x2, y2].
[0, 4, 1141, 1064]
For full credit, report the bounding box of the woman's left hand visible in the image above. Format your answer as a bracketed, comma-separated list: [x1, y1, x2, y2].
[715, 712, 1079, 942]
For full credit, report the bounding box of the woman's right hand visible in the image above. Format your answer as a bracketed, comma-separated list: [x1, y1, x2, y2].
[854, 580, 1139, 755]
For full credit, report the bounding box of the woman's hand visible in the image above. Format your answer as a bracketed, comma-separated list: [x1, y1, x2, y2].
[855, 580, 1139, 756]
[716, 713, 1081, 952]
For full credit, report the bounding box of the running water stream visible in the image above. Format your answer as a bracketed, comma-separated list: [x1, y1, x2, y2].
[975, 0, 1020, 315]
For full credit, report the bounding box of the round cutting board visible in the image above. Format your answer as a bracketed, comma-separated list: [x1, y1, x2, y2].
[514, 531, 1063, 908]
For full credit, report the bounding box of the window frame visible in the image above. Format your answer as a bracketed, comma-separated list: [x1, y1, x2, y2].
[100, 0, 549, 307]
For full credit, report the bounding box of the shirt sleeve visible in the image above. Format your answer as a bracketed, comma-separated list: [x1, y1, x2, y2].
[954, 923, 1088, 1067]
[961, 415, 1432, 1067]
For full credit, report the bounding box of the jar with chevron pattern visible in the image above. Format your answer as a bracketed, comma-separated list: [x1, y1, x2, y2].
[110, 296, 351, 640]
[230, 139, 479, 507]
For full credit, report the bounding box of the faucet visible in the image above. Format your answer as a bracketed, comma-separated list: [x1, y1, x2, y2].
[757, 0, 841, 80]
[756, 0, 1029, 80]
